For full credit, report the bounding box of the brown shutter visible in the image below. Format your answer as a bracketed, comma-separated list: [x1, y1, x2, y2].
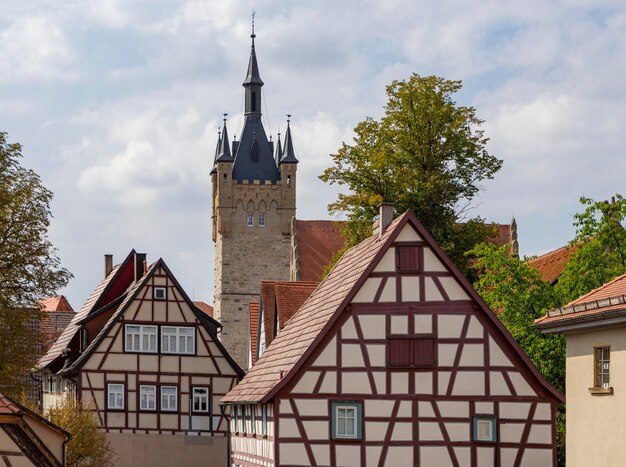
[388, 338, 412, 367]
[396, 245, 421, 272]
[413, 337, 435, 367]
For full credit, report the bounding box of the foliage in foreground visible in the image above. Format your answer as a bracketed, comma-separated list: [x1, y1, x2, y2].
[48, 398, 116, 467]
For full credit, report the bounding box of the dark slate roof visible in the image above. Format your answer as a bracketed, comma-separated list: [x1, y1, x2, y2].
[232, 114, 280, 183]
[279, 122, 298, 164]
[215, 121, 233, 163]
[274, 133, 283, 165]
[243, 39, 263, 86]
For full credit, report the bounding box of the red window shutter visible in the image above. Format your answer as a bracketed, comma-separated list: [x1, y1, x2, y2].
[388, 338, 412, 367]
[413, 338, 435, 367]
[396, 245, 421, 272]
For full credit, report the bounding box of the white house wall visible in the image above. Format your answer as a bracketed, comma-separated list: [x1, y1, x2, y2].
[78, 266, 239, 446]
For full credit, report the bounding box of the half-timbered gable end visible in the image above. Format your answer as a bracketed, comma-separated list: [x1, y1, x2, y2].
[39, 251, 243, 466]
[222, 210, 563, 467]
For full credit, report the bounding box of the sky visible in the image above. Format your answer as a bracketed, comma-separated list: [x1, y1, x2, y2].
[2, 0, 626, 309]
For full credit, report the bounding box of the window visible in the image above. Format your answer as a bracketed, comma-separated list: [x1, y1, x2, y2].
[595, 346, 611, 388]
[153, 287, 167, 300]
[473, 415, 497, 442]
[161, 326, 195, 354]
[251, 405, 256, 434]
[233, 405, 239, 432]
[240, 405, 246, 433]
[161, 386, 178, 412]
[108, 384, 124, 410]
[258, 212, 265, 227]
[396, 244, 422, 272]
[331, 401, 362, 440]
[261, 405, 267, 436]
[125, 325, 157, 353]
[192, 387, 210, 413]
[247, 213, 254, 227]
[140, 385, 157, 411]
[387, 335, 435, 368]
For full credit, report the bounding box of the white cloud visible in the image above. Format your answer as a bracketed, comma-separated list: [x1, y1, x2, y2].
[0, 17, 77, 83]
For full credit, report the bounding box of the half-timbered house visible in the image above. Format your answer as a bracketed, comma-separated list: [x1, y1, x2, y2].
[222, 206, 563, 467]
[38, 250, 243, 466]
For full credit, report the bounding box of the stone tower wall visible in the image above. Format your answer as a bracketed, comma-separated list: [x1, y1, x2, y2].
[213, 164, 296, 368]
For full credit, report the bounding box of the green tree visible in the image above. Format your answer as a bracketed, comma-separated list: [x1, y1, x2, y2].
[468, 242, 566, 465]
[48, 399, 116, 467]
[0, 131, 72, 396]
[556, 194, 626, 303]
[320, 74, 502, 275]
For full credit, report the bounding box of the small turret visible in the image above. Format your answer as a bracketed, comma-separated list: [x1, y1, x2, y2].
[279, 117, 298, 164]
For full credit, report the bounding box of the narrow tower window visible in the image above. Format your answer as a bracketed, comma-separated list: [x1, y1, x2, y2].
[251, 91, 257, 112]
[259, 212, 265, 227]
[247, 213, 254, 227]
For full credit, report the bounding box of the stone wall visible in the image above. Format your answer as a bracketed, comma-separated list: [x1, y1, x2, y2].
[213, 163, 296, 368]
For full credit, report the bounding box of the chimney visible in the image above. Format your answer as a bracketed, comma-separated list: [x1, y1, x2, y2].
[378, 202, 395, 237]
[134, 253, 147, 282]
[104, 254, 113, 278]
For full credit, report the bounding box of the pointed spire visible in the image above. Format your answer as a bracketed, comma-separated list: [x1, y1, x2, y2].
[280, 116, 298, 164]
[274, 130, 283, 164]
[243, 14, 264, 88]
[215, 115, 233, 163]
[511, 216, 519, 259]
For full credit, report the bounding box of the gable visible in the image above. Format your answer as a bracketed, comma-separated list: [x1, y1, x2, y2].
[352, 224, 470, 304]
[222, 211, 562, 404]
[78, 263, 240, 377]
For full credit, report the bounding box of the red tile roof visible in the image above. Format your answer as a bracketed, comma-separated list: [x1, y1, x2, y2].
[249, 302, 260, 366]
[223, 211, 563, 404]
[38, 295, 74, 313]
[535, 273, 626, 328]
[193, 301, 214, 317]
[527, 244, 577, 284]
[295, 220, 346, 282]
[0, 392, 20, 414]
[0, 391, 70, 437]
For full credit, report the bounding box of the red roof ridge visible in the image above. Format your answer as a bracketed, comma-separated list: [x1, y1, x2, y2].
[568, 273, 626, 306]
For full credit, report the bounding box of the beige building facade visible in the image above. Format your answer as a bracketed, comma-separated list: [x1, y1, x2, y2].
[536, 273, 626, 467]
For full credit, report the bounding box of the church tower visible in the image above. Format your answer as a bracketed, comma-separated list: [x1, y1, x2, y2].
[211, 24, 298, 368]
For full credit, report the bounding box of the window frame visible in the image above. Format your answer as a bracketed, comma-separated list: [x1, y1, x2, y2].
[473, 414, 497, 443]
[387, 334, 435, 368]
[247, 213, 254, 227]
[240, 405, 246, 433]
[251, 405, 256, 435]
[161, 326, 196, 355]
[107, 383, 125, 411]
[125, 324, 158, 354]
[258, 212, 265, 227]
[139, 385, 157, 412]
[153, 286, 167, 300]
[261, 405, 267, 436]
[594, 346, 611, 389]
[160, 386, 178, 412]
[331, 400, 362, 441]
[191, 387, 210, 414]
